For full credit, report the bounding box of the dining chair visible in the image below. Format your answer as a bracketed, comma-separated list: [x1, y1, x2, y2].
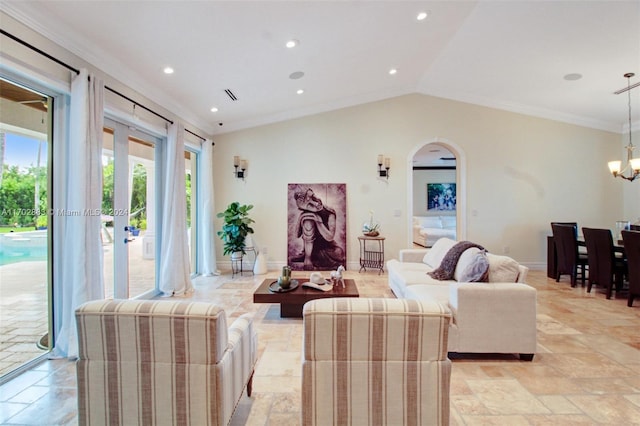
[582, 227, 626, 299]
[551, 223, 587, 287]
[622, 230, 640, 307]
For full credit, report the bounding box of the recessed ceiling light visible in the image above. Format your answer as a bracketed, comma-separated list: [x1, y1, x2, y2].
[417, 11, 428, 21]
[289, 71, 305, 80]
[163, 67, 174, 74]
[286, 39, 298, 48]
[297, 89, 304, 95]
[389, 68, 397, 75]
[563, 73, 583, 81]
[210, 107, 218, 113]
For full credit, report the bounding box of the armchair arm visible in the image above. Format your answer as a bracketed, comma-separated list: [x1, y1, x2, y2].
[399, 249, 428, 263]
[217, 313, 258, 424]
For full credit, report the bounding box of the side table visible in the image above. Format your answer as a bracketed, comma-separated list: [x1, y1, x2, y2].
[358, 235, 385, 275]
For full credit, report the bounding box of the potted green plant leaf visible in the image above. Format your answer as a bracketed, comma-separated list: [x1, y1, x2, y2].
[216, 202, 255, 258]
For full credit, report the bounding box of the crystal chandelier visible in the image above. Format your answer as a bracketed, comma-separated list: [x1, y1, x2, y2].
[608, 73, 640, 182]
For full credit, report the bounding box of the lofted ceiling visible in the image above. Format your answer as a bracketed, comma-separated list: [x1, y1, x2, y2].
[1, 1, 639, 138]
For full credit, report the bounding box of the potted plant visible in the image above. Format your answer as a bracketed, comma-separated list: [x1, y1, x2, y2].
[216, 202, 255, 257]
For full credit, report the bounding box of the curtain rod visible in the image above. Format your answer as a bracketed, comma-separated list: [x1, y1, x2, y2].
[1, 28, 210, 143]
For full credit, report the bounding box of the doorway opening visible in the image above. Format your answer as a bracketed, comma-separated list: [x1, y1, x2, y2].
[407, 139, 466, 248]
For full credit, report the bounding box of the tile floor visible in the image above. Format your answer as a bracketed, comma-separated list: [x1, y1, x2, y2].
[1, 268, 639, 425]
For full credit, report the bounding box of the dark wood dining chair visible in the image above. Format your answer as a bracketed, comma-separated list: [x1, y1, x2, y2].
[551, 223, 587, 287]
[622, 230, 640, 307]
[582, 227, 626, 299]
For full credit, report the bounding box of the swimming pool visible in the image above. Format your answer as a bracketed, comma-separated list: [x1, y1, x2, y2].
[0, 231, 48, 266]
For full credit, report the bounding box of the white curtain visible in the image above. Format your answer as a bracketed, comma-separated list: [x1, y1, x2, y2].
[199, 139, 219, 275]
[53, 69, 104, 358]
[159, 123, 193, 296]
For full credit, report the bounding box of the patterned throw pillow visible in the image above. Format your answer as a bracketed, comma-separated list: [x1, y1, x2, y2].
[459, 251, 490, 282]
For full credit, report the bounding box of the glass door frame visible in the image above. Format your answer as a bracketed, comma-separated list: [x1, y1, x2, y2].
[185, 146, 199, 276]
[104, 117, 162, 299]
[0, 71, 64, 383]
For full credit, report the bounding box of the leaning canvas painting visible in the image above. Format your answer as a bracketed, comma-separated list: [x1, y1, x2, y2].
[287, 183, 347, 271]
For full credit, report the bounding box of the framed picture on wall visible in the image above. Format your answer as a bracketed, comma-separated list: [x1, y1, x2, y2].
[287, 183, 347, 271]
[427, 183, 456, 211]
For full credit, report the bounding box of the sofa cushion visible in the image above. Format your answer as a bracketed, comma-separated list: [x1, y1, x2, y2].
[486, 253, 521, 283]
[404, 284, 451, 306]
[422, 237, 457, 268]
[417, 216, 443, 228]
[458, 251, 490, 282]
[440, 216, 456, 229]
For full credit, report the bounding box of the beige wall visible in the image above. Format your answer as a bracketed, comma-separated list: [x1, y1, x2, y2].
[214, 94, 627, 269]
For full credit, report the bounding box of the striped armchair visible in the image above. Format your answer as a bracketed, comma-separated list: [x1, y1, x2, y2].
[302, 298, 452, 426]
[76, 299, 257, 426]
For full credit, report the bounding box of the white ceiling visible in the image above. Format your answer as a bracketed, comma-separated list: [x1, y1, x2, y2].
[2, 1, 639, 137]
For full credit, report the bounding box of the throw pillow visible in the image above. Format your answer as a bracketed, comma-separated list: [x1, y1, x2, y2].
[422, 237, 457, 268]
[459, 251, 490, 282]
[453, 247, 481, 281]
[486, 253, 521, 282]
[428, 241, 485, 281]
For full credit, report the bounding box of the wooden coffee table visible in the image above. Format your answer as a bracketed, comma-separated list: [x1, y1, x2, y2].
[253, 278, 359, 317]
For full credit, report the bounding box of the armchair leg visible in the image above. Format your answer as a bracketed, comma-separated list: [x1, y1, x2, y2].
[246, 371, 254, 397]
[520, 353, 534, 362]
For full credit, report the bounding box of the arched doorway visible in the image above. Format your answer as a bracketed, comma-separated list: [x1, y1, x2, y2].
[406, 139, 466, 247]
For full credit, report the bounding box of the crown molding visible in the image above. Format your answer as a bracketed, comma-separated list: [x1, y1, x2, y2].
[419, 88, 622, 134]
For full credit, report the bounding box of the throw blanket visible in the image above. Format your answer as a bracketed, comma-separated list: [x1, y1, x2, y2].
[428, 241, 486, 281]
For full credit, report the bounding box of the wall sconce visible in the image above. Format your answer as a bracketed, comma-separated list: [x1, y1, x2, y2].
[377, 154, 390, 179]
[233, 156, 247, 180]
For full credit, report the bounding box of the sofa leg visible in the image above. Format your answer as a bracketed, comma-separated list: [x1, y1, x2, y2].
[247, 371, 254, 397]
[520, 353, 534, 362]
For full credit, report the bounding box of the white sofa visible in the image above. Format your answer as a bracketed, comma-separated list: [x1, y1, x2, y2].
[387, 237, 537, 360]
[413, 215, 457, 247]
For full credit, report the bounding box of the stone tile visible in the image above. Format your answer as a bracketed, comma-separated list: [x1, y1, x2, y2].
[461, 414, 530, 425]
[267, 412, 300, 426]
[7, 385, 49, 404]
[255, 352, 301, 378]
[465, 379, 550, 415]
[0, 401, 28, 423]
[451, 395, 492, 415]
[544, 353, 629, 378]
[537, 395, 581, 414]
[524, 414, 599, 425]
[568, 395, 640, 424]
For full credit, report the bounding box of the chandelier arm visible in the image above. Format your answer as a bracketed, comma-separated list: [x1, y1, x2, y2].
[628, 74, 634, 149]
[610, 73, 638, 182]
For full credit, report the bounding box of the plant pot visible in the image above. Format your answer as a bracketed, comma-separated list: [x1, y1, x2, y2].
[231, 251, 244, 260]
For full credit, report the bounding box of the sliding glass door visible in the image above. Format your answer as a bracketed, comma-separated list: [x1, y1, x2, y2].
[0, 78, 52, 379]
